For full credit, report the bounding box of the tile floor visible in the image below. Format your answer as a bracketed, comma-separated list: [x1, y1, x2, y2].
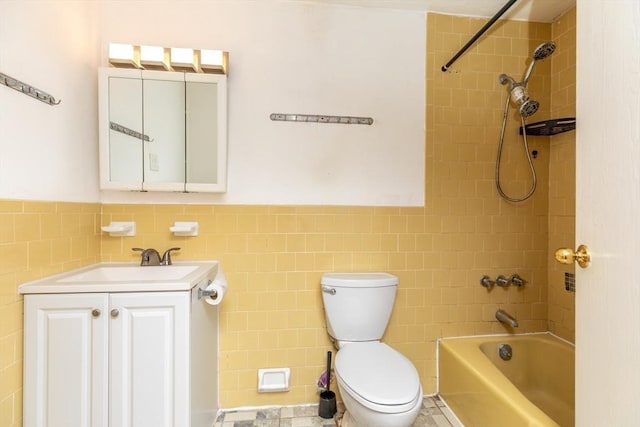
[215, 395, 461, 426]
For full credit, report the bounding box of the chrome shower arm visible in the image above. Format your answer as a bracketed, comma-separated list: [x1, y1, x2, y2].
[499, 73, 517, 88]
[521, 60, 537, 86]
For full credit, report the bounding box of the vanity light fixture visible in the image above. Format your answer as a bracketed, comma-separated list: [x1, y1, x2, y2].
[200, 49, 228, 74]
[170, 47, 198, 72]
[108, 43, 228, 75]
[140, 45, 170, 70]
[108, 43, 140, 68]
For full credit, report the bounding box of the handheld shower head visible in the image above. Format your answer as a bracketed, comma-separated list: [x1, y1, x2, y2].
[533, 41, 556, 60]
[523, 41, 556, 84]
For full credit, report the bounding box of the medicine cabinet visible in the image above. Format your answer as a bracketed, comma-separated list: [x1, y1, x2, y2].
[98, 68, 227, 192]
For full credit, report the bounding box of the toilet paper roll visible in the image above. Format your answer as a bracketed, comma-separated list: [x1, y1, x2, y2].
[203, 281, 226, 306]
[202, 270, 228, 306]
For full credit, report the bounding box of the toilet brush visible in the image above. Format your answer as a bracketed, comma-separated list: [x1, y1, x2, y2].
[319, 351, 337, 418]
[326, 351, 331, 392]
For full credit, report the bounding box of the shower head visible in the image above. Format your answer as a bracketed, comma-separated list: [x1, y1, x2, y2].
[522, 41, 556, 84]
[533, 41, 556, 60]
[510, 84, 539, 118]
[499, 74, 539, 118]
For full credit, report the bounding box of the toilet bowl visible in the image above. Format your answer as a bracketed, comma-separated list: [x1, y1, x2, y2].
[334, 341, 422, 427]
[321, 272, 423, 427]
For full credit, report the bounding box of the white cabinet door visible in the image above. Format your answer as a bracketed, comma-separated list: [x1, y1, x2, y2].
[24, 294, 109, 427]
[109, 292, 190, 427]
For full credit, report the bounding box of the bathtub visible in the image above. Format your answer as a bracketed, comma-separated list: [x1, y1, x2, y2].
[438, 333, 574, 427]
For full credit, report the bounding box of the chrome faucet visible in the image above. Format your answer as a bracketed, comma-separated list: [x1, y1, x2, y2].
[132, 247, 181, 266]
[133, 248, 161, 266]
[496, 309, 519, 328]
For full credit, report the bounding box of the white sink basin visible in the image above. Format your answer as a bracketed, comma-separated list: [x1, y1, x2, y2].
[19, 262, 219, 294]
[59, 265, 199, 283]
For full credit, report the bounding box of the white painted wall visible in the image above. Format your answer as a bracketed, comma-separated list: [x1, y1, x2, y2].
[1, 1, 424, 206]
[99, 0, 425, 206]
[0, 1, 100, 202]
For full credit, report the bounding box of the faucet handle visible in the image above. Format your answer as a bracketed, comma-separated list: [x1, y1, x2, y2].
[496, 275, 511, 287]
[480, 275, 495, 289]
[161, 247, 181, 265]
[510, 274, 527, 287]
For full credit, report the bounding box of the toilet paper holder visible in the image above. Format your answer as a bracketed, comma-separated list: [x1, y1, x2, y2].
[197, 287, 218, 300]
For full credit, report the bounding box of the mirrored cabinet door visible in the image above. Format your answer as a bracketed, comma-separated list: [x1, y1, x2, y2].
[99, 67, 227, 193]
[103, 70, 144, 190]
[185, 73, 227, 192]
[141, 71, 185, 191]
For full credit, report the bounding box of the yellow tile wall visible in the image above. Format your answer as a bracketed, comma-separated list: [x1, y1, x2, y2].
[425, 7, 552, 370]
[548, 7, 576, 342]
[0, 12, 577, 421]
[101, 204, 437, 406]
[0, 200, 101, 427]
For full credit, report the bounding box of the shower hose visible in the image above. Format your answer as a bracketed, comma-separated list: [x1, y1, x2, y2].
[495, 94, 537, 202]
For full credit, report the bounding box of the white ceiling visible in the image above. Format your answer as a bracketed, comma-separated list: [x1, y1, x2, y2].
[314, 0, 576, 23]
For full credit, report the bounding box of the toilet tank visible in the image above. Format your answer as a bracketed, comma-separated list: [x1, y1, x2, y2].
[321, 273, 398, 343]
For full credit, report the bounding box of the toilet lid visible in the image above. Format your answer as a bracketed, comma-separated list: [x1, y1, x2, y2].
[335, 342, 420, 406]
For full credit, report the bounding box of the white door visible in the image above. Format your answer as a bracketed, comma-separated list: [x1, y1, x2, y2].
[576, 1, 640, 425]
[23, 294, 109, 427]
[109, 292, 190, 427]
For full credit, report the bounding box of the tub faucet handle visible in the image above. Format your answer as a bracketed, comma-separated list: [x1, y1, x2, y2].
[480, 275, 495, 289]
[496, 275, 511, 287]
[510, 274, 526, 287]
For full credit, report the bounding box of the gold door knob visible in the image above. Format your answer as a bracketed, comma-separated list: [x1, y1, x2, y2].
[555, 244, 591, 268]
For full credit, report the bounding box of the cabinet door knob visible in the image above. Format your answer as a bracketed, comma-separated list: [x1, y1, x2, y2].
[110, 309, 120, 318]
[92, 309, 101, 317]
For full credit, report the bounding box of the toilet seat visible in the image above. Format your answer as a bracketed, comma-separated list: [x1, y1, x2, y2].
[335, 342, 422, 414]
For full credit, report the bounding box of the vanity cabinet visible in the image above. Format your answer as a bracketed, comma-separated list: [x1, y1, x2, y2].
[24, 292, 190, 427]
[21, 261, 222, 427]
[98, 68, 227, 192]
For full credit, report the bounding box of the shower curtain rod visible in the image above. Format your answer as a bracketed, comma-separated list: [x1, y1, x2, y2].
[441, 0, 518, 72]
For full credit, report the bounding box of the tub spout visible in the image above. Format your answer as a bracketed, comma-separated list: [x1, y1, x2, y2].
[496, 309, 519, 327]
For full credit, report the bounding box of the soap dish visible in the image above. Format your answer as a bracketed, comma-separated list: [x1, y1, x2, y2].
[170, 221, 199, 236]
[101, 221, 136, 237]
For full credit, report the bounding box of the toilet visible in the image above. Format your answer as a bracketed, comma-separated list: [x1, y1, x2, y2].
[321, 272, 423, 427]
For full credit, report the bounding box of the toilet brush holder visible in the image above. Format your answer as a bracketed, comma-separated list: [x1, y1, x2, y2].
[318, 351, 337, 419]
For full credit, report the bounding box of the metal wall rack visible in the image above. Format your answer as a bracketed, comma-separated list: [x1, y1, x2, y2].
[270, 113, 373, 125]
[0, 72, 61, 106]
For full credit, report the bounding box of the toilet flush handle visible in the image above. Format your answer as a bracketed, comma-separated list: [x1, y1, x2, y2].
[322, 286, 336, 295]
